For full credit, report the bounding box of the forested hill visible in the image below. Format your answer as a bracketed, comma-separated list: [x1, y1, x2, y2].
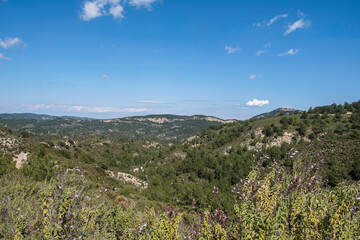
[0, 113, 91, 120]
[251, 107, 298, 119]
[0, 100, 360, 238]
[0, 114, 235, 140]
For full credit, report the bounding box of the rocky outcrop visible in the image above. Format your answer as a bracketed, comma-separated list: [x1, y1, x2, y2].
[106, 171, 149, 189]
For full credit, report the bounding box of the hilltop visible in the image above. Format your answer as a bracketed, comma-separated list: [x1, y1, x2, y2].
[251, 107, 298, 119]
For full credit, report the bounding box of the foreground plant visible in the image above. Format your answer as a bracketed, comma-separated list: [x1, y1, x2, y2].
[0, 146, 359, 239]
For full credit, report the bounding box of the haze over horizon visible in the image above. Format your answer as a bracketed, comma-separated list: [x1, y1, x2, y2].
[1, 0, 359, 119]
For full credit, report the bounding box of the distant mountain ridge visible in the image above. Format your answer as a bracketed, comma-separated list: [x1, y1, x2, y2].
[0, 113, 236, 140]
[0, 113, 92, 120]
[0, 113, 236, 123]
[251, 108, 298, 119]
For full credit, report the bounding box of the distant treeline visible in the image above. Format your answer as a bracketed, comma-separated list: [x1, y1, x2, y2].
[308, 100, 360, 114]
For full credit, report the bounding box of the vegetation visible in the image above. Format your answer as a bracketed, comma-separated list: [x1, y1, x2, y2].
[0, 146, 359, 239]
[0, 100, 360, 238]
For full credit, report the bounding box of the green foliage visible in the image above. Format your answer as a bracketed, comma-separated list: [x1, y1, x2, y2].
[232, 148, 360, 239]
[1, 148, 359, 239]
[1, 100, 360, 238]
[21, 155, 55, 181]
[0, 154, 16, 176]
[309, 100, 360, 115]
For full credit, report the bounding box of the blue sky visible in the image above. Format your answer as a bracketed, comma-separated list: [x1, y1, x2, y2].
[0, 0, 359, 119]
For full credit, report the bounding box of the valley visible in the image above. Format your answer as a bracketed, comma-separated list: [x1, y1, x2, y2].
[0, 100, 359, 239]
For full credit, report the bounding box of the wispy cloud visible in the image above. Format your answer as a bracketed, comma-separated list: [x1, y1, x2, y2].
[255, 50, 266, 56]
[0, 53, 10, 61]
[297, 10, 306, 18]
[129, 0, 159, 10]
[0, 37, 25, 49]
[0, 0, 8, 2]
[254, 14, 288, 27]
[284, 18, 311, 35]
[225, 46, 241, 54]
[246, 99, 269, 107]
[25, 104, 150, 113]
[137, 100, 164, 104]
[278, 49, 300, 56]
[267, 14, 288, 26]
[234, 104, 249, 110]
[183, 99, 213, 103]
[248, 74, 256, 80]
[255, 42, 271, 56]
[102, 74, 110, 79]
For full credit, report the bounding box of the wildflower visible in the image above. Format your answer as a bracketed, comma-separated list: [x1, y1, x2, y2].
[139, 223, 147, 233]
[166, 206, 176, 218]
[212, 186, 219, 195]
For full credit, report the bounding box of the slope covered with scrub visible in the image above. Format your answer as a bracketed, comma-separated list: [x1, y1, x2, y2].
[0, 100, 360, 239]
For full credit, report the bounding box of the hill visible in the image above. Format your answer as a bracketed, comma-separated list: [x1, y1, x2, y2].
[251, 107, 298, 119]
[0, 113, 92, 120]
[0, 100, 360, 239]
[0, 113, 59, 120]
[0, 114, 235, 140]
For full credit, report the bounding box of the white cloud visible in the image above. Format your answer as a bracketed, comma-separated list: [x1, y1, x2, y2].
[284, 18, 311, 35]
[255, 50, 266, 56]
[109, 4, 124, 18]
[137, 100, 164, 104]
[254, 14, 288, 27]
[102, 74, 110, 79]
[278, 49, 300, 56]
[81, 1, 103, 21]
[26, 104, 150, 113]
[0, 0, 8, 2]
[129, 0, 159, 10]
[80, 0, 159, 21]
[0, 53, 10, 60]
[225, 46, 241, 54]
[0, 37, 25, 49]
[246, 99, 269, 107]
[80, 0, 124, 21]
[248, 74, 256, 80]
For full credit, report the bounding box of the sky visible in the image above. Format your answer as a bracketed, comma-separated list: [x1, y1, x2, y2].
[0, 0, 360, 119]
